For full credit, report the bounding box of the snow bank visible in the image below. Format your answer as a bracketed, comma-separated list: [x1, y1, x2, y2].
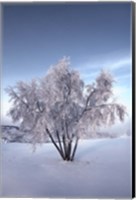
[1, 137, 132, 198]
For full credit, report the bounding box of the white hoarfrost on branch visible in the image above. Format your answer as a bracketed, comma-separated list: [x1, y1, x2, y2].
[6, 57, 126, 161]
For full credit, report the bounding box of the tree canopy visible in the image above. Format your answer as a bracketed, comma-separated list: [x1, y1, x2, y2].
[6, 57, 126, 161]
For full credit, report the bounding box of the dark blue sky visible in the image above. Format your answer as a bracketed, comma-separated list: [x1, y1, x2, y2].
[2, 2, 132, 120]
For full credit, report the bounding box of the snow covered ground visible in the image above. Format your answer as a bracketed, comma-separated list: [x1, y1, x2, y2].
[1, 137, 132, 198]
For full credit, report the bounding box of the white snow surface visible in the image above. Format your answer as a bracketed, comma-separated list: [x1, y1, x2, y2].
[1, 137, 132, 198]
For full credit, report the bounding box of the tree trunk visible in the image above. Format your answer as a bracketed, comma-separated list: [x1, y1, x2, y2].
[46, 128, 65, 160]
[70, 136, 79, 161]
[56, 130, 65, 159]
[46, 128, 79, 162]
[66, 140, 72, 160]
[62, 134, 68, 160]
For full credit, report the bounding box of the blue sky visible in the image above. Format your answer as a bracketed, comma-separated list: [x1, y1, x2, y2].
[2, 3, 132, 123]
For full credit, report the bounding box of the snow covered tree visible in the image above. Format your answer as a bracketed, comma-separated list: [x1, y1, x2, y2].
[6, 57, 126, 161]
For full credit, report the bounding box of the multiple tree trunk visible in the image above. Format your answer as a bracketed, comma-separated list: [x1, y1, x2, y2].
[46, 128, 79, 161]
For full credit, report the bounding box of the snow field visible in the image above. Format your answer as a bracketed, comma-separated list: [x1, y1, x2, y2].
[1, 137, 132, 198]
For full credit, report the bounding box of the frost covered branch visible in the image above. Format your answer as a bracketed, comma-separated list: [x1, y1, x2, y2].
[6, 58, 126, 161]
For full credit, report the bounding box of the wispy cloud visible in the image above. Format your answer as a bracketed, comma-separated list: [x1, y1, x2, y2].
[74, 51, 131, 84]
[108, 58, 131, 71]
[76, 57, 131, 73]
